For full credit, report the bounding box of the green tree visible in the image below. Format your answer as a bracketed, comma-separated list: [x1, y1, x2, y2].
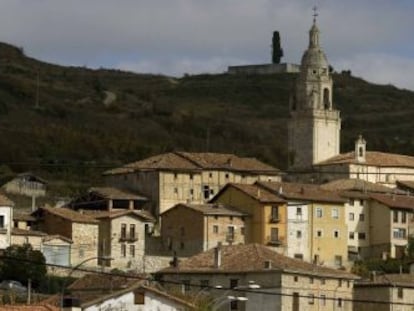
[272, 31, 284, 64]
[0, 244, 47, 287]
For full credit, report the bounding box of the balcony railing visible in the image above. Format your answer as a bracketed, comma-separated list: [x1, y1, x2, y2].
[266, 236, 283, 246]
[119, 234, 138, 242]
[269, 214, 280, 223]
[226, 233, 235, 243]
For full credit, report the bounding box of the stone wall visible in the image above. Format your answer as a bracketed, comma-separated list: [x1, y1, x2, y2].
[227, 63, 300, 74]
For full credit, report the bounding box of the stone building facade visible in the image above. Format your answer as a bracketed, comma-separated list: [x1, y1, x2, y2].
[0, 194, 14, 250]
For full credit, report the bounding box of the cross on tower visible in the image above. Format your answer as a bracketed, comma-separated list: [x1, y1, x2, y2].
[312, 6, 318, 23]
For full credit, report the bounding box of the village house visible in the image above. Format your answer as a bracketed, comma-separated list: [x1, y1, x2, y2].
[161, 202, 247, 257]
[256, 181, 348, 268]
[57, 273, 195, 311]
[103, 151, 282, 218]
[367, 193, 414, 259]
[210, 183, 287, 253]
[354, 273, 414, 311]
[155, 243, 358, 311]
[32, 206, 99, 267]
[2, 172, 47, 198]
[0, 193, 14, 249]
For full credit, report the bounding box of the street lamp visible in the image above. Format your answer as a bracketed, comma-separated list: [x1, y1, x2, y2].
[60, 256, 112, 311]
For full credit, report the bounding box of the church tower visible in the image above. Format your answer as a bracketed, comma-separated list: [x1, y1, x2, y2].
[288, 14, 341, 169]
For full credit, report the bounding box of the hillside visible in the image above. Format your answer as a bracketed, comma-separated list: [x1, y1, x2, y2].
[0, 42, 414, 194]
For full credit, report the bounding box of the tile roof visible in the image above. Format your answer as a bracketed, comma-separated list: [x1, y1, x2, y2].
[0, 304, 58, 311]
[396, 180, 414, 191]
[159, 243, 357, 279]
[36, 206, 99, 224]
[321, 179, 395, 194]
[42, 234, 72, 244]
[161, 203, 248, 217]
[257, 181, 346, 203]
[356, 274, 414, 288]
[0, 193, 14, 206]
[89, 187, 148, 201]
[369, 193, 414, 210]
[13, 211, 36, 222]
[315, 151, 414, 168]
[216, 183, 285, 204]
[84, 209, 156, 222]
[104, 152, 280, 175]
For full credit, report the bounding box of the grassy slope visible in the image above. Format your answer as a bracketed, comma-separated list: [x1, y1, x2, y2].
[0, 42, 414, 194]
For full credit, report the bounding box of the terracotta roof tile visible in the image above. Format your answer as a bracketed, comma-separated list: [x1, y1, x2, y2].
[316, 151, 414, 168]
[104, 152, 280, 175]
[219, 183, 286, 204]
[84, 209, 155, 222]
[370, 193, 414, 210]
[0, 193, 14, 206]
[89, 187, 148, 201]
[0, 304, 58, 311]
[396, 180, 414, 191]
[162, 203, 248, 217]
[37, 206, 99, 224]
[159, 243, 357, 279]
[321, 179, 396, 194]
[356, 274, 414, 288]
[257, 181, 346, 203]
[11, 227, 47, 236]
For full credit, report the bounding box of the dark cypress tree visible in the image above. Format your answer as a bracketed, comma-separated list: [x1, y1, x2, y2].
[272, 31, 284, 64]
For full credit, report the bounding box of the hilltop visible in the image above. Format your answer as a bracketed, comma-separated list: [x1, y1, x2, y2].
[0, 42, 414, 194]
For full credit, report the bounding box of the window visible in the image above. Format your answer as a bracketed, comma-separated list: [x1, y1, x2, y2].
[349, 213, 354, 221]
[213, 225, 219, 234]
[121, 244, 126, 257]
[230, 279, 238, 289]
[402, 212, 407, 223]
[189, 174, 193, 180]
[230, 300, 238, 310]
[335, 255, 343, 267]
[174, 187, 178, 194]
[349, 232, 354, 240]
[338, 279, 342, 287]
[310, 277, 314, 284]
[308, 294, 314, 305]
[393, 210, 399, 223]
[332, 208, 339, 219]
[227, 226, 235, 241]
[294, 254, 303, 260]
[393, 228, 406, 239]
[271, 206, 279, 221]
[270, 227, 279, 242]
[316, 208, 323, 218]
[180, 242, 185, 249]
[0, 215, 4, 228]
[225, 173, 229, 179]
[241, 227, 245, 235]
[358, 232, 366, 240]
[182, 280, 191, 293]
[174, 173, 178, 179]
[203, 185, 210, 200]
[337, 298, 343, 308]
[316, 230, 323, 238]
[321, 279, 326, 285]
[294, 276, 298, 282]
[209, 172, 213, 178]
[130, 245, 135, 257]
[334, 230, 339, 238]
[314, 255, 319, 264]
[398, 287, 403, 299]
[296, 231, 302, 239]
[121, 224, 127, 239]
[349, 199, 354, 206]
[359, 214, 365, 221]
[360, 199, 364, 206]
[321, 295, 326, 306]
[296, 207, 302, 216]
[130, 224, 136, 239]
[189, 189, 194, 196]
[134, 290, 145, 305]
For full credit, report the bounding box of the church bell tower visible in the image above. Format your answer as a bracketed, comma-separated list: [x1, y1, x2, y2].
[288, 13, 341, 169]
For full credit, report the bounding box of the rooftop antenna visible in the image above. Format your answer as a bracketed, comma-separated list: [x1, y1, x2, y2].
[312, 5, 318, 24]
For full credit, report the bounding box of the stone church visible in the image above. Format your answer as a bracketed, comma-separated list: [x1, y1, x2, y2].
[288, 18, 414, 188]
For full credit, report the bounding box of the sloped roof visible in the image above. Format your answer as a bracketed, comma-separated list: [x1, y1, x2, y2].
[84, 209, 155, 222]
[315, 151, 414, 168]
[214, 183, 285, 204]
[13, 211, 36, 222]
[257, 181, 346, 204]
[0, 304, 58, 311]
[0, 193, 14, 206]
[321, 179, 395, 194]
[370, 193, 414, 210]
[158, 243, 357, 279]
[36, 206, 99, 224]
[396, 180, 414, 191]
[161, 203, 248, 217]
[89, 187, 148, 201]
[356, 274, 414, 288]
[104, 152, 280, 175]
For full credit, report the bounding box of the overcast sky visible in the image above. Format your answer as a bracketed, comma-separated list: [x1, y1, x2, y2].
[0, 0, 413, 90]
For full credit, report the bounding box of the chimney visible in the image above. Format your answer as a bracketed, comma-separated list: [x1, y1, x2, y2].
[214, 243, 222, 268]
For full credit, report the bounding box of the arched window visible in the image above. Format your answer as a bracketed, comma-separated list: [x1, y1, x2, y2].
[323, 88, 330, 110]
[359, 147, 364, 157]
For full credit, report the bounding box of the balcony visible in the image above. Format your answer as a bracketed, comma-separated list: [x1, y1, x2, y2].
[226, 233, 235, 243]
[269, 214, 280, 223]
[119, 234, 138, 242]
[266, 236, 283, 246]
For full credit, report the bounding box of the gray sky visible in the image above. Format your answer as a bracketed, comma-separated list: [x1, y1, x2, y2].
[1, 0, 413, 90]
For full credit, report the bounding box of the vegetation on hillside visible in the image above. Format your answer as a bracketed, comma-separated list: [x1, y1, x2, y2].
[0, 42, 414, 195]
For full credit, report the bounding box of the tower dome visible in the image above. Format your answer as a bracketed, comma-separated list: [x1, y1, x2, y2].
[300, 20, 329, 70]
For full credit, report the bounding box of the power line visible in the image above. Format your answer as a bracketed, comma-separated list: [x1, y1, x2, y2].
[1, 255, 413, 307]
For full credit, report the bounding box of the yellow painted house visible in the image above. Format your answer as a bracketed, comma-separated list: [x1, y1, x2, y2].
[211, 183, 287, 252]
[257, 181, 349, 268]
